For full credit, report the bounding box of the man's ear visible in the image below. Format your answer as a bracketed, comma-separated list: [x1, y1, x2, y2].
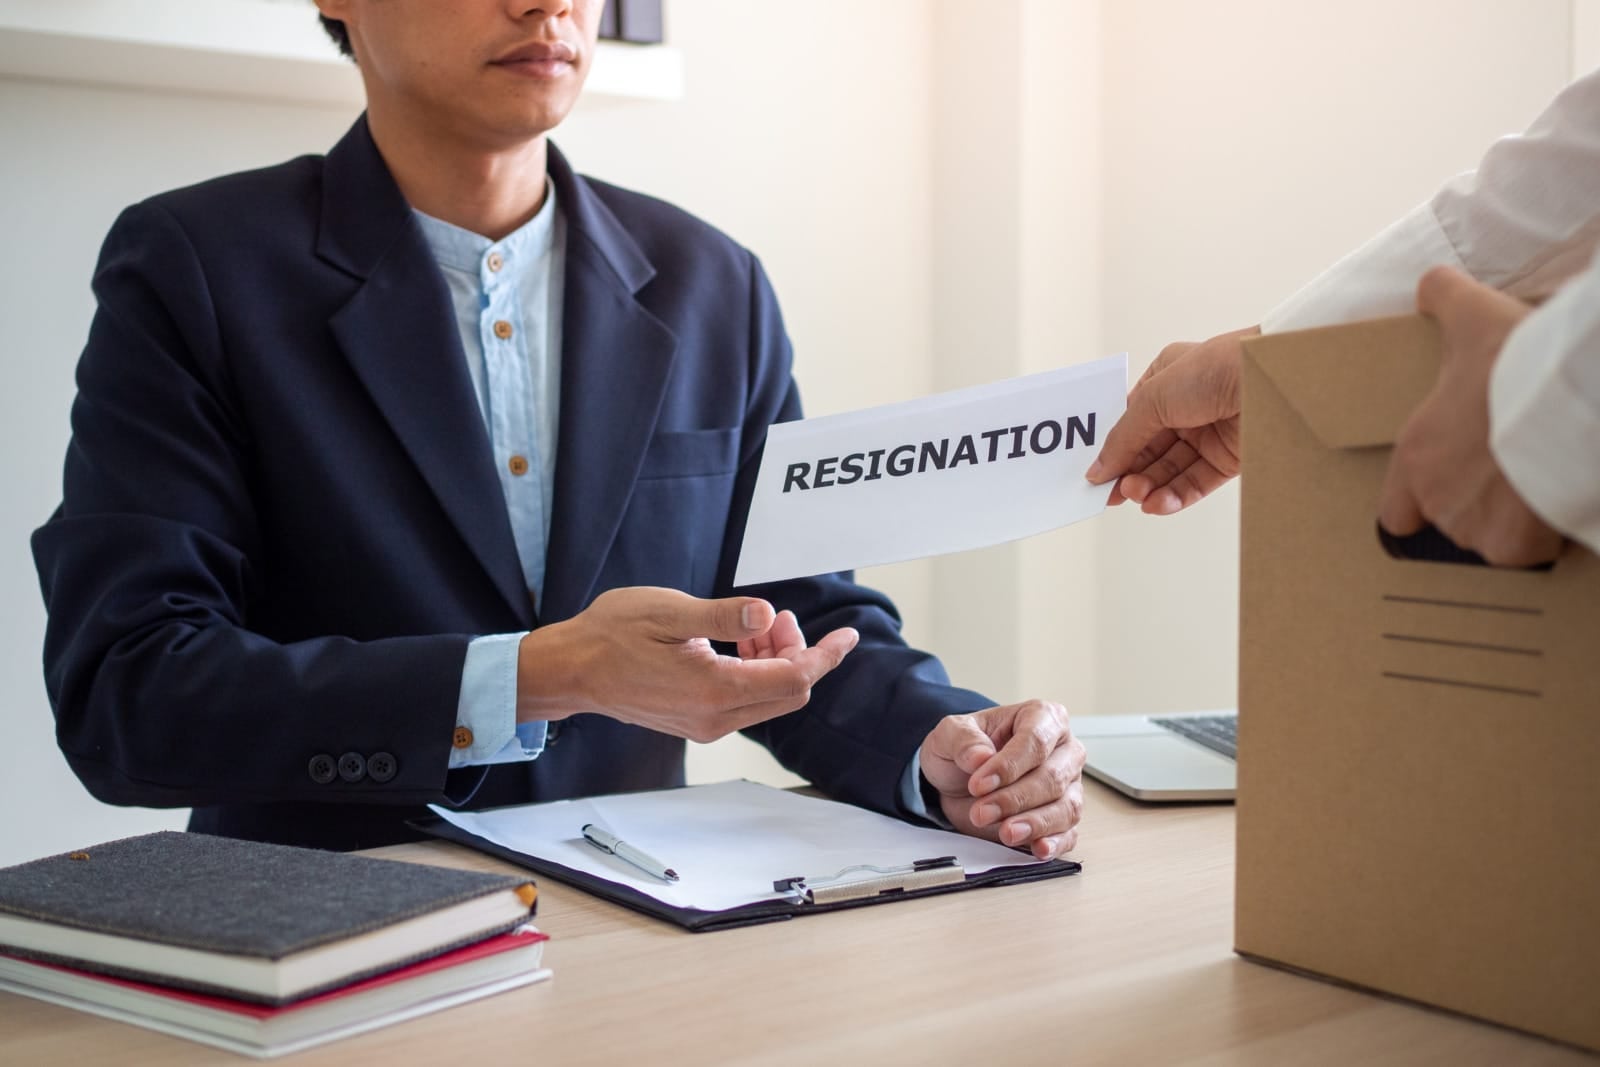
[312, 0, 352, 21]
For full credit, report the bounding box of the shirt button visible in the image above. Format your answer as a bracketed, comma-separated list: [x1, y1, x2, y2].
[508, 454, 530, 477]
[493, 320, 514, 341]
[486, 252, 505, 273]
[453, 726, 475, 749]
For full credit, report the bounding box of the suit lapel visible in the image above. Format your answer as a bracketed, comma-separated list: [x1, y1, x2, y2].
[318, 118, 532, 626]
[539, 148, 679, 623]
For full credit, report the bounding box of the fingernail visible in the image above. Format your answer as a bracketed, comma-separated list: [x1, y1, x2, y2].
[741, 603, 759, 629]
[1085, 459, 1104, 482]
[1003, 820, 1029, 845]
[972, 803, 999, 827]
[976, 775, 1001, 795]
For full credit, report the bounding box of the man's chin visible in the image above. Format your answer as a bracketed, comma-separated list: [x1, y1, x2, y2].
[499, 94, 585, 140]
[464, 106, 581, 151]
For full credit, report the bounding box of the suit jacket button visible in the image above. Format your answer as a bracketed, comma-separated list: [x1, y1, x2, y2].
[307, 754, 337, 784]
[368, 752, 397, 783]
[337, 751, 367, 783]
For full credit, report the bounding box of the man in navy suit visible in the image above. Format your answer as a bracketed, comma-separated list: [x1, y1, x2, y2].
[33, 0, 1086, 856]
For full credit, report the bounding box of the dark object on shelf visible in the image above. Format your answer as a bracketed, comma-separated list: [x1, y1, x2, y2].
[613, 0, 665, 44]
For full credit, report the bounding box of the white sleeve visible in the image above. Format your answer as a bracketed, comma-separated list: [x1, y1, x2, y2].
[1264, 66, 1600, 334]
[1489, 250, 1600, 555]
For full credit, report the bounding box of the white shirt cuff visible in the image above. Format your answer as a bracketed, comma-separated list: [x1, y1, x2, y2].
[899, 746, 952, 828]
[450, 633, 546, 767]
[1262, 204, 1466, 334]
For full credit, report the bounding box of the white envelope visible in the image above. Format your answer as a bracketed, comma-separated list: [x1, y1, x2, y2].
[734, 355, 1128, 586]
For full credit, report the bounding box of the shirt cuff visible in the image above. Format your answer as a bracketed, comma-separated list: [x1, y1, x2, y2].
[1489, 270, 1600, 555]
[899, 747, 953, 829]
[1262, 203, 1466, 334]
[449, 633, 547, 768]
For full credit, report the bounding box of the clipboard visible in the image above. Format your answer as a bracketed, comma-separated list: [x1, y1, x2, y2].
[411, 781, 1081, 933]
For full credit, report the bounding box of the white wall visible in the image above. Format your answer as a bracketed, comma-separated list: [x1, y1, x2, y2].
[0, 0, 1579, 864]
[1084, 0, 1571, 716]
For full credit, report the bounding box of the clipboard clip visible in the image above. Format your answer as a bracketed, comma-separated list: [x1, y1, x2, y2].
[773, 856, 964, 905]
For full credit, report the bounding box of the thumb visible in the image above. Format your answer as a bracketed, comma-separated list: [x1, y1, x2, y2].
[931, 713, 997, 771]
[1377, 451, 1426, 537]
[1415, 264, 1528, 357]
[1087, 384, 1167, 485]
[1414, 265, 1471, 322]
[677, 595, 775, 642]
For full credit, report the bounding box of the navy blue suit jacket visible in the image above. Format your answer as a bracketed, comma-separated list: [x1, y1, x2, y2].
[32, 118, 991, 851]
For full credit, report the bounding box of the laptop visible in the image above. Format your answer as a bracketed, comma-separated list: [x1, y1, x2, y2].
[1073, 709, 1237, 801]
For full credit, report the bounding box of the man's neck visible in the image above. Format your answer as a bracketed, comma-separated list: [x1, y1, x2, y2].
[367, 107, 551, 242]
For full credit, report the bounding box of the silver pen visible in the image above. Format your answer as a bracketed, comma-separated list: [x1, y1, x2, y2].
[581, 823, 680, 882]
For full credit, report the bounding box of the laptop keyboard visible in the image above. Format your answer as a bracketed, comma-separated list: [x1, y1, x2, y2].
[1150, 713, 1238, 760]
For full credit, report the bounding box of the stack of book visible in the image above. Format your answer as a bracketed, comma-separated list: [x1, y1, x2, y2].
[0, 831, 548, 1058]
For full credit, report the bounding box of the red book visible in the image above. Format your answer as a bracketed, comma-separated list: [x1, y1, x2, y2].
[0, 926, 549, 1058]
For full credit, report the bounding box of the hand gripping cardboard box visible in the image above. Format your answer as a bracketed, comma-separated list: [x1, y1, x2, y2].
[1235, 315, 1600, 1052]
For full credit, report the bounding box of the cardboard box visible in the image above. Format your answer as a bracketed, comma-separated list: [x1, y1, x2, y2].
[1235, 315, 1600, 1052]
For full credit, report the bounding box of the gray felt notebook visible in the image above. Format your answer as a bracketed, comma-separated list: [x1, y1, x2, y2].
[0, 831, 537, 1004]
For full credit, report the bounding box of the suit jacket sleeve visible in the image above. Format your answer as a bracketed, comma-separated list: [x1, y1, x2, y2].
[32, 202, 471, 810]
[720, 254, 993, 817]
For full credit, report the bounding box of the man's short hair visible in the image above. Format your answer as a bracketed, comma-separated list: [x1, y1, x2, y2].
[320, 16, 353, 59]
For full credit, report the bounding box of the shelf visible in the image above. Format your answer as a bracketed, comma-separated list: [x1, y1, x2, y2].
[0, 0, 683, 107]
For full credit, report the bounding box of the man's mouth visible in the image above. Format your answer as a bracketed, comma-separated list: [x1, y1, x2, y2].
[490, 40, 580, 77]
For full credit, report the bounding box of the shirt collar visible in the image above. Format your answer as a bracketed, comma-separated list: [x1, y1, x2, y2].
[412, 179, 559, 276]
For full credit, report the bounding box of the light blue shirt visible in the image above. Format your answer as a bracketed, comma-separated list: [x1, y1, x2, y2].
[414, 188, 563, 768]
[416, 187, 938, 823]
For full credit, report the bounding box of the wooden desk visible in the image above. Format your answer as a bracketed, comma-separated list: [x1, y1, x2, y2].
[2, 782, 1590, 1065]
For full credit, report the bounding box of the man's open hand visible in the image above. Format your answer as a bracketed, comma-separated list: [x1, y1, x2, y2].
[516, 587, 858, 742]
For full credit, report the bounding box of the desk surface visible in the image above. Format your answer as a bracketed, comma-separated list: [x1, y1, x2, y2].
[2, 782, 1589, 1065]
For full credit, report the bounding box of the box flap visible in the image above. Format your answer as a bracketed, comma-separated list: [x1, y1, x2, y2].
[1242, 315, 1440, 449]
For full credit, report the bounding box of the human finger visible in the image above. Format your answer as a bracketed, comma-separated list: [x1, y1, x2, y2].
[1141, 454, 1231, 515]
[1466, 498, 1563, 568]
[740, 610, 804, 662]
[1414, 264, 1474, 322]
[1377, 450, 1426, 536]
[967, 737, 1083, 829]
[967, 700, 1070, 796]
[1086, 338, 1202, 485]
[1087, 382, 1177, 486]
[1125, 437, 1201, 500]
[717, 626, 857, 702]
[664, 591, 776, 643]
[1122, 427, 1181, 478]
[1112, 430, 1184, 504]
[924, 712, 1001, 772]
[981, 776, 1087, 857]
[1029, 827, 1079, 859]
